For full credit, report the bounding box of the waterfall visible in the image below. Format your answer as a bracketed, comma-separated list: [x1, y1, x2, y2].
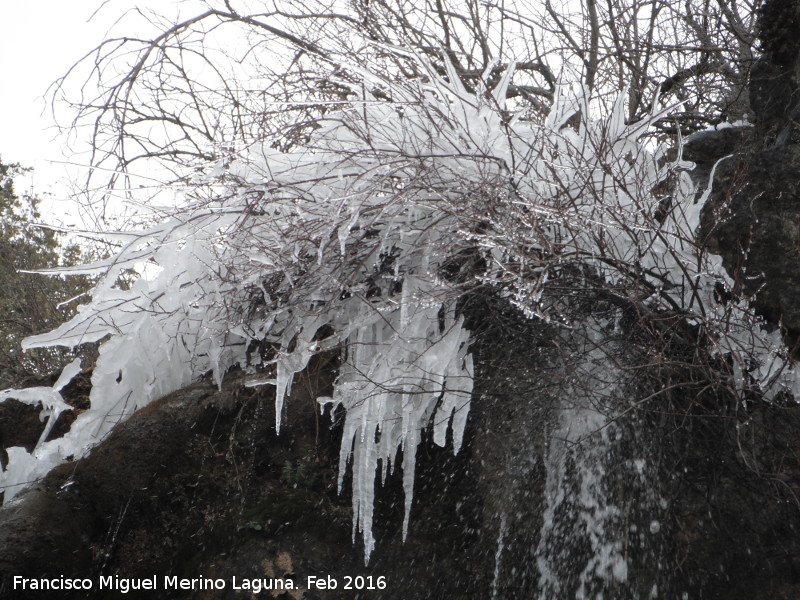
[473, 316, 673, 598]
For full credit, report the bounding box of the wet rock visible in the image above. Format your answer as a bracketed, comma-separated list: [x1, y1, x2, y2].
[0, 363, 484, 600]
[694, 0, 800, 347]
[698, 145, 800, 347]
[684, 126, 754, 166]
[3, 301, 800, 598]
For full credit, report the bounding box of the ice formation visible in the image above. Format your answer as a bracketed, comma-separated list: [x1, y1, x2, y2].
[1, 51, 797, 563]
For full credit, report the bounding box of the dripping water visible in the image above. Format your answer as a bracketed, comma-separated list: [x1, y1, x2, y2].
[490, 512, 508, 600]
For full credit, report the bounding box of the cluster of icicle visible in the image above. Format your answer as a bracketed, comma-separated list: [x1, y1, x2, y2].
[1, 51, 797, 562]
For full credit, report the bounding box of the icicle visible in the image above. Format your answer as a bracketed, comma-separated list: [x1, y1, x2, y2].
[492, 61, 516, 107]
[11, 47, 797, 571]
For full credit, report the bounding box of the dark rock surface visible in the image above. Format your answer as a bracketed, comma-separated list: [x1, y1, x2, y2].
[0, 362, 488, 600]
[3, 300, 800, 599]
[698, 146, 800, 347]
[683, 126, 754, 165]
[8, 1, 800, 596]
[692, 0, 800, 347]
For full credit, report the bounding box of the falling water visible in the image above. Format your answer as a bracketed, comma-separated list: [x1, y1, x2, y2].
[491, 513, 508, 600]
[530, 331, 669, 599]
[535, 398, 629, 599]
[473, 315, 672, 599]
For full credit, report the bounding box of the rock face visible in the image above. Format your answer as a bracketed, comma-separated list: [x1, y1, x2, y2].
[752, 0, 800, 143]
[8, 1, 800, 596]
[3, 295, 800, 599]
[688, 0, 800, 348]
[697, 145, 800, 347]
[0, 362, 487, 600]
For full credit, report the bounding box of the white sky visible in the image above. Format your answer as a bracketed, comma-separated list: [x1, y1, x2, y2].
[0, 1, 193, 227]
[0, 2, 110, 224]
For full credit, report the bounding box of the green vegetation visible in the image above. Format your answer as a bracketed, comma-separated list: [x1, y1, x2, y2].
[0, 159, 90, 388]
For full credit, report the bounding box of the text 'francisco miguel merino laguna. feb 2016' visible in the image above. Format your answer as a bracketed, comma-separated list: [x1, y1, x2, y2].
[12, 574, 389, 594]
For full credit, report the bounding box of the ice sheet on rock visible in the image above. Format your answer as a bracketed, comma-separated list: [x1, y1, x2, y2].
[0, 359, 84, 501]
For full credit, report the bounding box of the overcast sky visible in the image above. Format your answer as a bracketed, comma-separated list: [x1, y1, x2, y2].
[0, 1, 194, 226]
[0, 2, 108, 223]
